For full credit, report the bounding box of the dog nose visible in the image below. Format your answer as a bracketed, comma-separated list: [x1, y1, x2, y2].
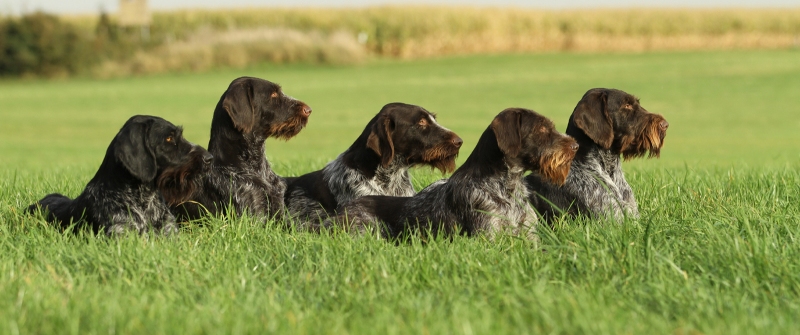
[452, 136, 463, 148]
[659, 120, 669, 130]
[570, 142, 579, 152]
[202, 152, 214, 165]
[301, 105, 312, 117]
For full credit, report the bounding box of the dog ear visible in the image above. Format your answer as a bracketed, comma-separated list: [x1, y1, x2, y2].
[114, 117, 157, 182]
[222, 79, 256, 134]
[571, 89, 613, 149]
[491, 109, 522, 157]
[366, 114, 395, 167]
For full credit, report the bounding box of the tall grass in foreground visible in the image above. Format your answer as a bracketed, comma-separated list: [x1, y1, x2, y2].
[1, 165, 799, 334]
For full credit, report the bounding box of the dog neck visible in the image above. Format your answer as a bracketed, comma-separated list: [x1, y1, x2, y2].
[340, 135, 389, 179]
[453, 128, 523, 182]
[325, 152, 414, 205]
[443, 130, 530, 235]
[90, 147, 155, 190]
[451, 161, 526, 197]
[566, 124, 621, 177]
[373, 156, 412, 185]
[208, 113, 269, 170]
[448, 129, 527, 206]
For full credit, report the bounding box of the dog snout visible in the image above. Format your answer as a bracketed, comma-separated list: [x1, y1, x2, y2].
[452, 136, 463, 148]
[201, 151, 214, 165]
[301, 104, 312, 117]
[659, 119, 669, 130]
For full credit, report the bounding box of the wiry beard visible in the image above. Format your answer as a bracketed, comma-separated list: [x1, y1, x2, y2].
[538, 142, 578, 186]
[268, 112, 309, 140]
[418, 143, 460, 174]
[621, 117, 667, 160]
[157, 152, 208, 206]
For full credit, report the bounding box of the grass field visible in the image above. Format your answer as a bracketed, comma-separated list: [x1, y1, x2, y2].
[1, 49, 800, 334]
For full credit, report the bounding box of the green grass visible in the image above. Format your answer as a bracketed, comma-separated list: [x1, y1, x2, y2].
[1, 49, 800, 334]
[2, 49, 800, 171]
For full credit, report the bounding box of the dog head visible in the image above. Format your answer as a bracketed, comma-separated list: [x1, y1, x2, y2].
[490, 108, 578, 185]
[111, 115, 213, 205]
[567, 88, 668, 160]
[216, 76, 311, 140]
[365, 103, 462, 173]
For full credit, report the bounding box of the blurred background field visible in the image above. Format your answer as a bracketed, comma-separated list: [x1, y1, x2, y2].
[136, 7, 800, 56]
[1, 49, 798, 174]
[1, 7, 799, 78]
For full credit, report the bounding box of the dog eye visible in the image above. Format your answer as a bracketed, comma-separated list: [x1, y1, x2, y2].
[165, 136, 173, 143]
[623, 104, 633, 110]
[539, 126, 548, 133]
[270, 92, 279, 98]
[418, 118, 428, 127]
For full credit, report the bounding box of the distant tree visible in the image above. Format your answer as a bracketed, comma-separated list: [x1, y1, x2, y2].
[0, 12, 93, 77]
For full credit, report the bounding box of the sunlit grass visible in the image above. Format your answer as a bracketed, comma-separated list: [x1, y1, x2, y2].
[1, 50, 799, 334]
[2, 166, 800, 334]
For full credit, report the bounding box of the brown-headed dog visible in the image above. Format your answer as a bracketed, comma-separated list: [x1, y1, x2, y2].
[169, 76, 311, 221]
[525, 88, 668, 221]
[284, 102, 462, 226]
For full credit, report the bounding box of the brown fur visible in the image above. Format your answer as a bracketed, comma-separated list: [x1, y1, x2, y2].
[269, 111, 310, 140]
[571, 90, 614, 149]
[621, 114, 668, 160]
[538, 140, 578, 186]
[491, 111, 522, 157]
[366, 114, 396, 168]
[420, 142, 459, 173]
[158, 149, 210, 206]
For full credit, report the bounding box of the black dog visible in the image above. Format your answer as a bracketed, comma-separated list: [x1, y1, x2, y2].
[284, 103, 462, 225]
[170, 76, 312, 221]
[324, 108, 578, 240]
[525, 88, 668, 221]
[27, 115, 212, 235]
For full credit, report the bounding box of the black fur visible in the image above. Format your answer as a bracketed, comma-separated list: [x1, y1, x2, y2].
[27, 115, 212, 235]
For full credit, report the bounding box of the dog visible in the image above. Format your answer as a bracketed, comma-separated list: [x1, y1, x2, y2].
[323, 108, 578, 240]
[27, 115, 212, 235]
[170, 76, 312, 221]
[525, 88, 668, 222]
[284, 102, 463, 226]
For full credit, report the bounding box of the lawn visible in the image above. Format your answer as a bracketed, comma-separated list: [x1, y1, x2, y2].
[1, 49, 799, 334]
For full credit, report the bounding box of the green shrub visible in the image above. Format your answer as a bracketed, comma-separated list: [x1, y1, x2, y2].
[4, 7, 800, 78]
[0, 12, 93, 77]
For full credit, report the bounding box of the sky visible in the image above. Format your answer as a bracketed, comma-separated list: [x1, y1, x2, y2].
[1, 0, 798, 15]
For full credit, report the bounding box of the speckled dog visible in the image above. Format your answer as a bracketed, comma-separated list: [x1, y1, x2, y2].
[324, 108, 578, 240]
[525, 88, 669, 222]
[284, 103, 462, 226]
[27, 115, 212, 235]
[170, 77, 312, 221]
